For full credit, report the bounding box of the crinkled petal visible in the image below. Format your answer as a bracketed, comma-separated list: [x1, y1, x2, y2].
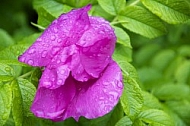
[39, 44, 77, 89]
[39, 65, 70, 89]
[30, 76, 76, 121]
[71, 53, 93, 82]
[62, 60, 123, 121]
[18, 5, 91, 67]
[77, 17, 116, 78]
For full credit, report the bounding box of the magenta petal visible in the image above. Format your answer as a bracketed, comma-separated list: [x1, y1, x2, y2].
[71, 53, 93, 82]
[39, 65, 70, 89]
[18, 5, 91, 67]
[62, 60, 123, 121]
[78, 17, 116, 78]
[31, 76, 76, 121]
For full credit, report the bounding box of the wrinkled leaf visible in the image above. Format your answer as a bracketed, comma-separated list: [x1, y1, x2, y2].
[138, 109, 174, 126]
[141, 0, 190, 24]
[97, 0, 126, 15]
[118, 6, 166, 38]
[115, 116, 133, 126]
[0, 83, 12, 126]
[112, 26, 131, 48]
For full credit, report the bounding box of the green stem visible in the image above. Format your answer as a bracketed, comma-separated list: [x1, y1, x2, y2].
[19, 71, 33, 78]
[31, 22, 45, 30]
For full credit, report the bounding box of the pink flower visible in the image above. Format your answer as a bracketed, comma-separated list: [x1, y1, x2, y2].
[18, 5, 123, 121]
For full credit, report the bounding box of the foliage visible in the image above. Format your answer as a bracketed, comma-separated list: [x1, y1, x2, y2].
[0, 0, 190, 125]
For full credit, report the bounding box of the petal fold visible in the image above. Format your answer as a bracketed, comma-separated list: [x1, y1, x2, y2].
[19, 5, 91, 67]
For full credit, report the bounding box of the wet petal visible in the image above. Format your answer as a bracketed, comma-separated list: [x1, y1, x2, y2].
[78, 17, 116, 78]
[62, 60, 123, 121]
[71, 53, 93, 82]
[18, 5, 91, 67]
[31, 76, 76, 121]
[39, 65, 70, 89]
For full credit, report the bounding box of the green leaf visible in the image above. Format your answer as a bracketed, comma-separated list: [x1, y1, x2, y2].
[12, 80, 23, 126]
[0, 63, 14, 77]
[112, 26, 131, 48]
[0, 83, 12, 126]
[142, 91, 162, 110]
[138, 109, 174, 126]
[33, 0, 66, 17]
[113, 44, 132, 62]
[0, 63, 14, 76]
[0, 60, 29, 67]
[37, 7, 56, 28]
[165, 100, 190, 125]
[107, 103, 124, 126]
[134, 44, 161, 67]
[178, 45, 190, 58]
[138, 67, 163, 90]
[141, 0, 190, 24]
[0, 29, 14, 50]
[151, 49, 176, 71]
[0, 44, 30, 60]
[175, 60, 190, 83]
[17, 78, 36, 116]
[120, 75, 143, 119]
[90, 5, 114, 21]
[64, 0, 95, 7]
[118, 6, 167, 38]
[115, 116, 133, 126]
[97, 0, 126, 15]
[152, 83, 190, 100]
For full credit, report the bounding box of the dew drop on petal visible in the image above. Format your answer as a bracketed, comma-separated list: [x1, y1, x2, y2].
[51, 35, 56, 41]
[57, 39, 62, 43]
[57, 79, 63, 85]
[117, 81, 123, 89]
[27, 59, 34, 65]
[28, 48, 36, 54]
[53, 27, 58, 33]
[57, 60, 61, 64]
[52, 47, 60, 55]
[41, 50, 48, 58]
[44, 81, 52, 87]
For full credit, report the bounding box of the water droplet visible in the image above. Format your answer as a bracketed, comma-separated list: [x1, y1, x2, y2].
[60, 70, 65, 75]
[35, 111, 45, 117]
[99, 97, 104, 100]
[37, 38, 42, 42]
[109, 91, 118, 100]
[54, 27, 58, 33]
[117, 81, 123, 89]
[27, 59, 34, 65]
[103, 81, 109, 86]
[44, 81, 52, 87]
[41, 50, 47, 58]
[57, 79, 63, 85]
[52, 47, 60, 55]
[51, 35, 56, 41]
[28, 48, 36, 54]
[57, 39, 62, 43]
[51, 78, 55, 82]
[57, 60, 61, 64]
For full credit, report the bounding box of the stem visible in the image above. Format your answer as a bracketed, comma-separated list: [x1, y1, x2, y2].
[19, 71, 33, 78]
[31, 22, 45, 30]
